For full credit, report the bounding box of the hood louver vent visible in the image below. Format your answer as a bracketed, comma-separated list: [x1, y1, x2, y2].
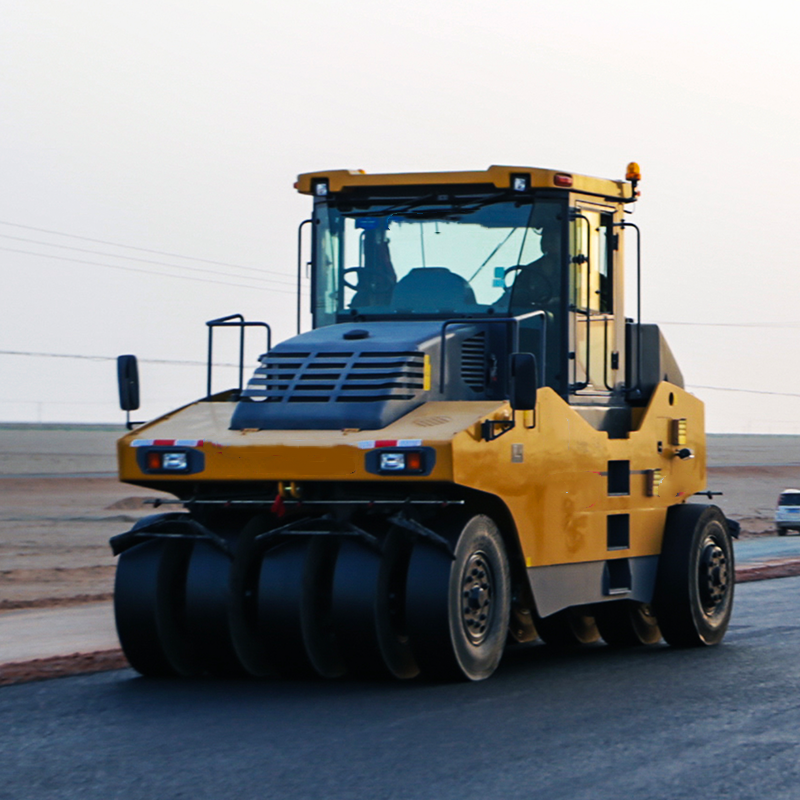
[460, 332, 486, 391]
[242, 351, 425, 404]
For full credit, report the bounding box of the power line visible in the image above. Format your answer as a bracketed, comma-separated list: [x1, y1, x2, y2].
[0, 350, 240, 367]
[688, 385, 800, 398]
[5, 351, 800, 399]
[0, 233, 295, 286]
[657, 321, 800, 329]
[0, 219, 293, 277]
[0, 246, 297, 294]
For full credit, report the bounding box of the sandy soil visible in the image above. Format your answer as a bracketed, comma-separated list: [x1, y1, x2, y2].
[0, 476, 168, 609]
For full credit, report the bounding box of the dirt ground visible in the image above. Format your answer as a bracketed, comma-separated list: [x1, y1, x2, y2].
[1, 425, 799, 610]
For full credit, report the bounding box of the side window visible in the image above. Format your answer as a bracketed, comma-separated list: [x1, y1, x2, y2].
[597, 213, 614, 314]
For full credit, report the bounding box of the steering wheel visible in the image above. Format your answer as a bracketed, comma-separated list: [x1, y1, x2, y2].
[342, 267, 362, 291]
[504, 266, 554, 305]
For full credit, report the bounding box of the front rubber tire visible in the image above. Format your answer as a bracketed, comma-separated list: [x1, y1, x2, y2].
[654, 504, 734, 647]
[406, 515, 511, 681]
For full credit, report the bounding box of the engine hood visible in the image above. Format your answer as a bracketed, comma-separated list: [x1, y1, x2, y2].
[230, 321, 473, 431]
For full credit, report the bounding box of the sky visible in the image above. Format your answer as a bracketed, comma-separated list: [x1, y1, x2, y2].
[2, 0, 800, 433]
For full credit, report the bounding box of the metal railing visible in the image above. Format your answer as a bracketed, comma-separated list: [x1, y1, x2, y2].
[206, 314, 271, 398]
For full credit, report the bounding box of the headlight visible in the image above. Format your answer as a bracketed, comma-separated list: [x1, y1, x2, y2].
[380, 453, 406, 471]
[162, 452, 188, 470]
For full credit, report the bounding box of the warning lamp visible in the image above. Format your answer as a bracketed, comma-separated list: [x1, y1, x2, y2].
[625, 162, 641, 182]
[553, 173, 573, 188]
[146, 451, 162, 470]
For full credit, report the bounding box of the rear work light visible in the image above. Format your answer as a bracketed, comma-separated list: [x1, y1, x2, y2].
[364, 447, 436, 476]
[379, 451, 423, 473]
[137, 446, 204, 475]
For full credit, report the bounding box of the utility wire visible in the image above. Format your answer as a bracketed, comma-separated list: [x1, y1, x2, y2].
[0, 233, 295, 286]
[4, 351, 800, 398]
[0, 219, 291, 277]
[0, 350, 240, 367]
[687, 385, 800, 398]
[0, 246, 296, 294]
[657, 321, 800, 329]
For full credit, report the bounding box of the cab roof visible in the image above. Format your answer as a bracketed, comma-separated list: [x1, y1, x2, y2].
[295, 165, 631, 201]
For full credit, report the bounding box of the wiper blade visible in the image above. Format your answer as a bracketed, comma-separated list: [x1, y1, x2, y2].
[340, 191, 522, 220]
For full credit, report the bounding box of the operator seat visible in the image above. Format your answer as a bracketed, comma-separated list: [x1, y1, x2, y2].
[391, 268, 477, 312]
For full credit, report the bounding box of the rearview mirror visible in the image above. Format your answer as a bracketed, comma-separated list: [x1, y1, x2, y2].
[509, 352, 538, 411]
[117, 355, 140, 411]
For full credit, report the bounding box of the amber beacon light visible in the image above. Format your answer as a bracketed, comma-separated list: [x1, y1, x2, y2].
[625, 162, 641, 182]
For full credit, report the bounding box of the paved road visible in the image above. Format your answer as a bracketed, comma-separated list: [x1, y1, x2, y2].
[736, 534, 800, 564]
[2, 577, 799, 800]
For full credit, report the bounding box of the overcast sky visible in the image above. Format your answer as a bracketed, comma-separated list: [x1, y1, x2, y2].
[2, 0, 799, 432]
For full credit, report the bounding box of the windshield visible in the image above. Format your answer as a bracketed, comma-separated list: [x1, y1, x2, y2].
[312, 197, 563, 326]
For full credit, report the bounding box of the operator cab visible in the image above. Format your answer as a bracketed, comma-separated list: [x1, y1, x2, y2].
[296, 165, 638, 428]
[312, 185, 568, 393]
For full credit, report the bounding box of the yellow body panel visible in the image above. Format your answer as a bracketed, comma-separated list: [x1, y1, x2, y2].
[119, 383, 704, 570]
[451, 384, 705, 567]
[296, 165, 630, 202]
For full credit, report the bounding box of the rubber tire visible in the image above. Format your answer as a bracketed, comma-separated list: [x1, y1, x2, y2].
[778, 528, 787, 536]
[184, 516, 274, 677]
[258, 536, 346, 679]
[114, 538, 199, 677]
[654, 504, 734, 647]
[536, 608, 600, 647]
[405, 515, 510, 682]
[595, 601, 662, 647]
[331, 529, 419, 679]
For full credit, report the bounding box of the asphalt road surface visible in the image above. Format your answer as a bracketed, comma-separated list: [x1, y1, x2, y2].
[2, 577, 799, 800]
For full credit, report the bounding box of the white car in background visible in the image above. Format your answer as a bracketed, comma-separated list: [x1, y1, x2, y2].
[775, 489, 800, 536]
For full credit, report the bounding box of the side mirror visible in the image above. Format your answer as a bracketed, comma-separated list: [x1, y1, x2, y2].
[117, 355, 140, 412]
[509, 352, 538, 411]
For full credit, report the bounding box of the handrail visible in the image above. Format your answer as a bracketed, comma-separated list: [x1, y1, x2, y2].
[438, 310, 546, 394]
[570, 212, 592, 392]
[206, 315, 271, 398]
[613, 221, 642, 398]
[297, 219, 313, 334]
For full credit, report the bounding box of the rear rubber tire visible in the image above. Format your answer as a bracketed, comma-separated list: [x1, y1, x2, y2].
[595, 601, 661, 647]
[114, 538, 198, 677]
[654, 504, 734, 647]
[331, 529, 419, 679]
[405, 514, 510, 681]
[184, 517, 274, 677]
[258, 536, 346, 678]
[536, 608, 600, 647]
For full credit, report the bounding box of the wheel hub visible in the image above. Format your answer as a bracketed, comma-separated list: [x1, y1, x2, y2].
[699, 538, 729, 611]
[461, 552, 493, 645]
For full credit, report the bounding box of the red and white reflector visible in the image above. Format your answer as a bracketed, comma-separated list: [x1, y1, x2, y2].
[131, 439, 204, 448]
[356, 439, 422, 450]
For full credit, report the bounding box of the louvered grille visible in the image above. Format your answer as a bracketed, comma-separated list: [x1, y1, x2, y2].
[242, 350, 425, 403]
[460, 332, 486, 391]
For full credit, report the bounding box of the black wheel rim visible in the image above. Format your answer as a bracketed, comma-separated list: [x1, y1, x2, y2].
[460, 551, 494, 645]
[698, 533, 729, 613]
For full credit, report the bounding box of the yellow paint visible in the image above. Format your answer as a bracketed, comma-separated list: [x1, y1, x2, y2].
[423, 354, 431, 391]
[295, 165, 630, 201]
[119, 382, 704, 573]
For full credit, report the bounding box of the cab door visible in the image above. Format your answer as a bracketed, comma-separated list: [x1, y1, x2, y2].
[569, 205, 619, 395]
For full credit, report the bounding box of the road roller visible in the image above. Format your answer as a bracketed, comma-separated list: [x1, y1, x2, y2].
[112, 162, 735, 681]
